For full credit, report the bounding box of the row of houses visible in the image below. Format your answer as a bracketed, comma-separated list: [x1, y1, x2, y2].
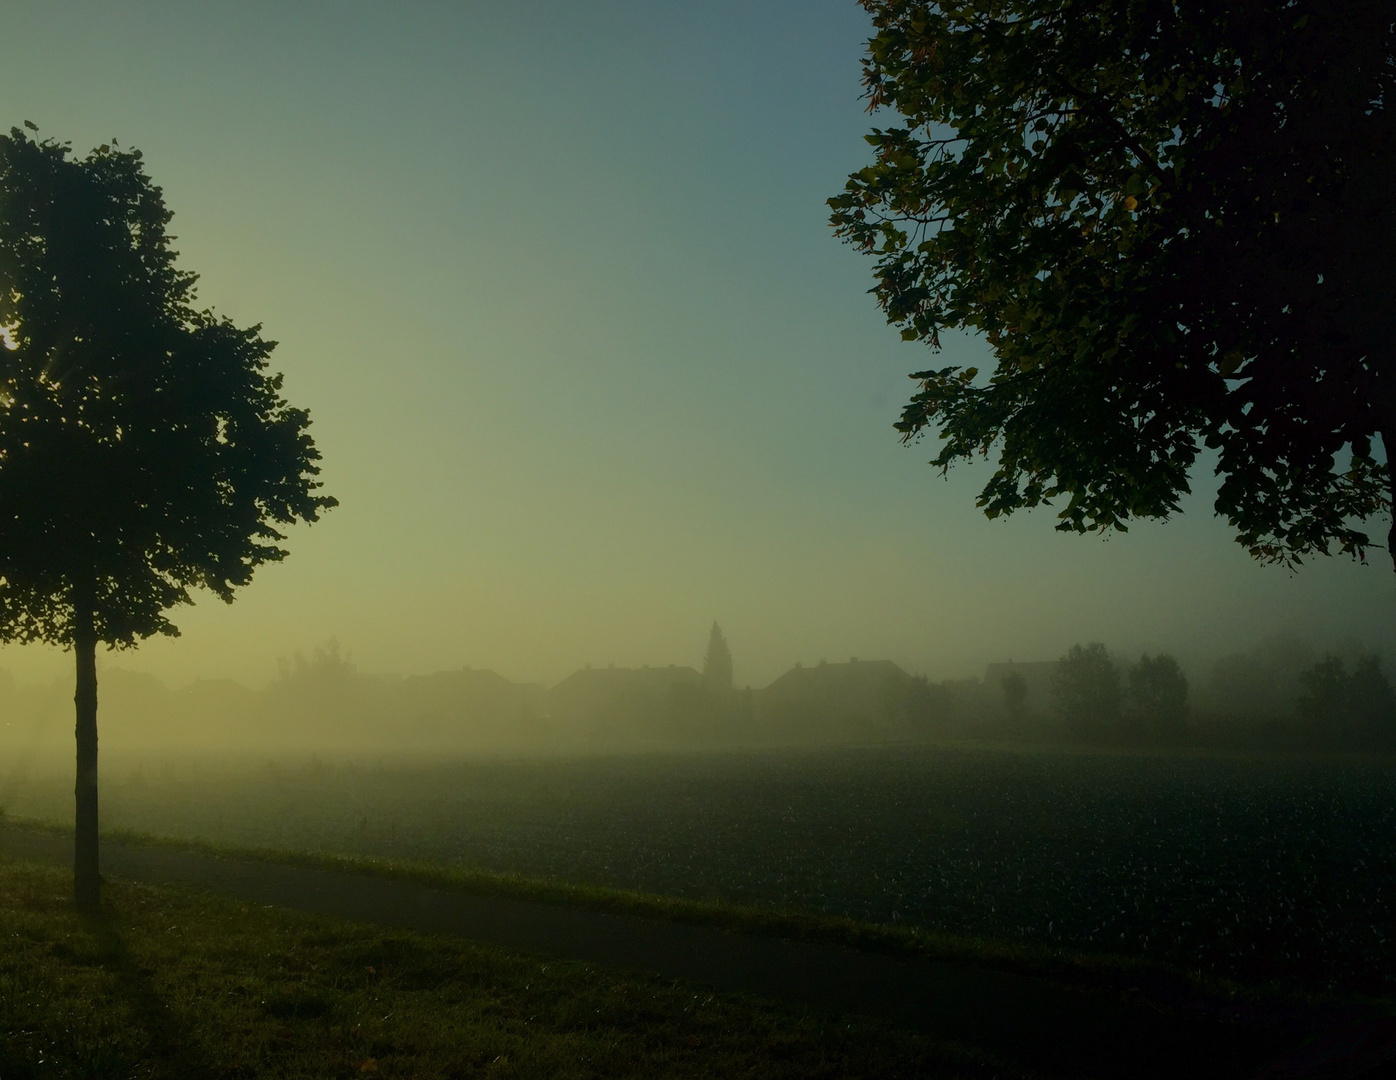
[0, 656, 1052, 755]
[546, 657, 923, 740]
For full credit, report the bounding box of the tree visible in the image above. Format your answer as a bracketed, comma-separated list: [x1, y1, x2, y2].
[1126, 653, 1189, 741]
[1296, 655, 1349, 737]
[0, 128, 334, 910]
[1297, 652, 1396, 747]
[1000, 670, 1028, 725]
[830, 2, 1396, 568]
[1347, 654, 1396, 745]
[1053, 643, 1120, 738]
[901, 673, 949, 730]
[701, 621, 733, 693]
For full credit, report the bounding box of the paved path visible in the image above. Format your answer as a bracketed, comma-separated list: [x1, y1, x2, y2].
[0, 826, 1328, 1079]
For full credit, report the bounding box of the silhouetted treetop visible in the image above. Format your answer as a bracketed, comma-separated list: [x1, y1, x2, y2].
[0, 128, 336, 647]
[1298, 652, 1396, 747]
[831, 1, 1396, 567]
[1127, 653, 1189, 739]
[1053, 643, 1120, 736]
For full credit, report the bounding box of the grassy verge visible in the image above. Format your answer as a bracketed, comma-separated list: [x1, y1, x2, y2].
[4, 815, 1267, 1009]
[0, 858, 1000, 1080]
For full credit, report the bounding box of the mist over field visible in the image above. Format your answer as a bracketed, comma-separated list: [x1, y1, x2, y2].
[7, 622, 1388, 1002]
[0, 628, 1389, 768]
[5, 739, 1394, 996]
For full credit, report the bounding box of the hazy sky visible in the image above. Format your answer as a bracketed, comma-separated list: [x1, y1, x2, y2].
[0, 1, 1390, 690]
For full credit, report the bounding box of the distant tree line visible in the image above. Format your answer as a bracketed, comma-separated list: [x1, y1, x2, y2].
[1, 628, 1389, 757]
[1051, 644, 1189, 745]
[1295, 654, 1396, 750]
[989, 641, 1396, 751]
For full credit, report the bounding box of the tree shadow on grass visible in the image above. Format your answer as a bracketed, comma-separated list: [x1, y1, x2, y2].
[80, 911, 215, 1079]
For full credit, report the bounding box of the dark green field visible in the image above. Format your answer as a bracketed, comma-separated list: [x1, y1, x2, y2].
[6, 744, 1394, 993]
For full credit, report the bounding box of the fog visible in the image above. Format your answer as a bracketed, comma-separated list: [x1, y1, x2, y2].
[6, 624, 1386, 998]
[0, 630, 1387, 782]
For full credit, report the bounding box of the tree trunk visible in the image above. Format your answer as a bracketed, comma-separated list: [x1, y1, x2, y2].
[73, 604, 99, 913]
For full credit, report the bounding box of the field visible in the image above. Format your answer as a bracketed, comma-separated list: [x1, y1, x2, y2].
[5, 744, 1394, 994]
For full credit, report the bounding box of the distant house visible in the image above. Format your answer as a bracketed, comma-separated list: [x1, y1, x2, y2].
[547, 665, 706, 735]
[759, 658, 913, 732]
[393, 667, 539, 740]
[982, 660, 1057, 716]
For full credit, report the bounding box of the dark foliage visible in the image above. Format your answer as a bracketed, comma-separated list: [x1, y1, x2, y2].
[1126, 653, 1189, 741]
[0, 128, 335, 647]
[900, 673, 951, 729]
[1297, 653, 1396, 749]
[831, 1, 1396, 567]
[1053, 642, 1121, 736]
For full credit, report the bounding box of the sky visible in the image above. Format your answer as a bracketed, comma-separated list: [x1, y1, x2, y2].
[0, 0, 1390, 691]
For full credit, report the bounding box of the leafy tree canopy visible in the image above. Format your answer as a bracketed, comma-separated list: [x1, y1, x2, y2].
[1053, 642, 1121, 733]
[0, 128, 335, 648]
[831, 1, 1396, 566]
[1126, 652, 1189, 736]
[1297, 652, 1396, 745]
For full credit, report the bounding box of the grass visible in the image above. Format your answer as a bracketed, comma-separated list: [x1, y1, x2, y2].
[0, 857, 1003, 1080]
